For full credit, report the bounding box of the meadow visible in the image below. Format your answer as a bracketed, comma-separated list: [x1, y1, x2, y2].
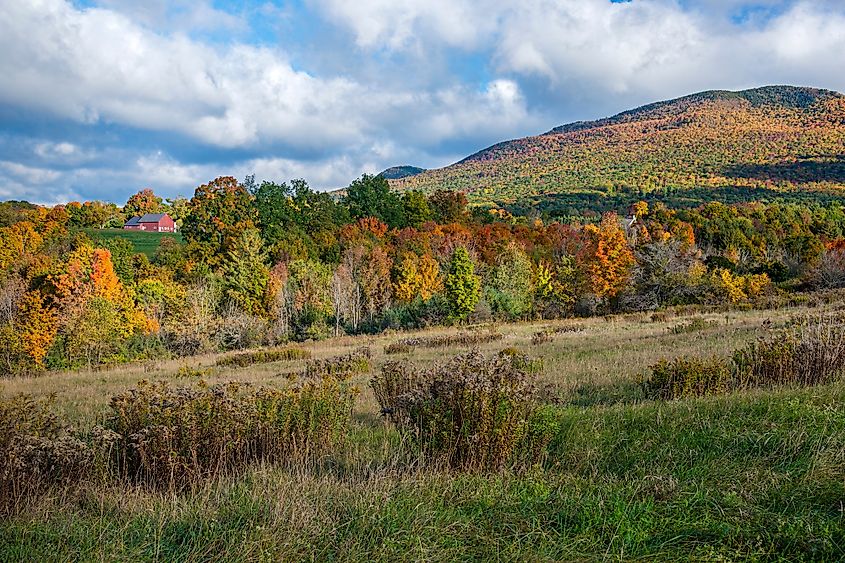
[82, 228, 184, 258]
[2, 304, 844, 561]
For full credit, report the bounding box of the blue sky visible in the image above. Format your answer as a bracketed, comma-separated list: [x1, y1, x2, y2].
[1, 0, 844, 205]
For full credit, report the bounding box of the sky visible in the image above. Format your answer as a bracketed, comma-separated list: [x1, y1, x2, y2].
[1, 0, 844, 205]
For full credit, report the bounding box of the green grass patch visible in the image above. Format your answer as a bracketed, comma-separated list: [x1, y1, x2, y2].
[82, 228, 184, 258]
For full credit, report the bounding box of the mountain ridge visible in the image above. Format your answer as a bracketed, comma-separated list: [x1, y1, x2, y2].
[393, 85, 845, 207]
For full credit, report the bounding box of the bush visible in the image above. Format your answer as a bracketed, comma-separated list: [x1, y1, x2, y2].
[371, 350, 551, 470]
[107, 377, 357, 488]
[303, 347, 371, 379]
[642, 356, 733, 400]
[667, 318, 719, 334]
[216, 346, 312, 368]
[733, 315, 845, 388]
[531, 324, 584, 345]
[383, 329, 502, 355]
[1, 395, 93, 514]
[643, 314, 845, 400]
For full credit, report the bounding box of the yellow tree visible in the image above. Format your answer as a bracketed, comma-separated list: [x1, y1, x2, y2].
[393, 253, 442, 302]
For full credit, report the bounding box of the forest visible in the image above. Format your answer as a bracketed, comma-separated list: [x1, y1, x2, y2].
[2, 173, 845, 376]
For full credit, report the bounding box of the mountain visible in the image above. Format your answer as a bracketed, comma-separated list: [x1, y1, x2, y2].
[378, 166, 426, 180]
[392, 86, 845, 210]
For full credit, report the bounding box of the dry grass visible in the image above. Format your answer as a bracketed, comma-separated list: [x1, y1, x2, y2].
[0, 307, 803, 424]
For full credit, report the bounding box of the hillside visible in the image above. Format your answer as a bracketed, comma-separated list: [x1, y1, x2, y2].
[378, 165, 426, 180]
[392, 86, 845, 210]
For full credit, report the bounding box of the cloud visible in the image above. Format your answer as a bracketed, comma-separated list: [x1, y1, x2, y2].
[1, 0, 844, 205]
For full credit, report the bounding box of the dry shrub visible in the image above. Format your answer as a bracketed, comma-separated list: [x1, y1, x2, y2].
[733, 315, 845, 388]
[498, 347, 544, 374]
[107, 377, 357, 488]
[304, 347, 371, 379]
[0, 395, 93, 514]
[642, 356, 733, 400]
[216, 346, 312, 368]
[372, 350, 553, 470]
[643, 314, 845, 400]
[531, 324, 584, 345]
[383, 330, 503, 355]
[667, 318, 719, 335]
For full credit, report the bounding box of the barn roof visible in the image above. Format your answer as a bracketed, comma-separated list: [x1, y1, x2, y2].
[124, 216, 141, 226]
[139, 213, 168, 222]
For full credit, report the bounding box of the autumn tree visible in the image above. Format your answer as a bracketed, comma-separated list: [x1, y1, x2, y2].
[577, 213, 635, 301]
[182, 177, 258, 265]
[124, 188, 164, 217]
[393, 252, 442, 302]
[444, 246, 480, 321]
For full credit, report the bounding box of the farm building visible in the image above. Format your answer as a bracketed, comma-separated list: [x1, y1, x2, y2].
[123, 213, 176, 233]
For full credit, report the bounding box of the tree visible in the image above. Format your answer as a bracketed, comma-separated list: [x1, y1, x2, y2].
[220, 229, 270, 316]
[124, 188, 163, 217]
[485, 243, 533, 320]
[344, 174, 404, 228]
[577, 213, 635, 301]
[181, 177, 257, 265]
[393, 253, 442, 302]
[444, 247, 480, 321]
[429, 190, 468, 224]
[402, 190, 433, 228]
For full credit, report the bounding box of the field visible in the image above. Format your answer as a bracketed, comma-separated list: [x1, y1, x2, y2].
[82, 228, 184, 258]
[2, 306, 844, 561]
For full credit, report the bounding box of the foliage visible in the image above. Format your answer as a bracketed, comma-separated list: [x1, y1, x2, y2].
[181, 176, 257, 265]
[444, 247, 480, 321]
[392, 86, 845, 209]
[123, 188, 163, 217]
[220, 229, 270, 316]
[344, 174, 404, 228]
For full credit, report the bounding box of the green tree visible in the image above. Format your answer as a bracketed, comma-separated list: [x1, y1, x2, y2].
[344, 174, 404, 228]
[221, 229, 270, 316]
[401, 190, 433, 228]
[444, 247, 480, 321]
[485, 244, 533, 320]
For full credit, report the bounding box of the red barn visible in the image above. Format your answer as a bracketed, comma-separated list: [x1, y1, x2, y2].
[123, 213, 176, 233]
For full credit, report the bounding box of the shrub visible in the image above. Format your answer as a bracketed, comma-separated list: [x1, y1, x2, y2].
[667, 318, 719, 335]
[498, 347, 544, 374]
[383, 330, 502, 355]
[106, 377, 357, 488]
[371, 350, 551, 470]
[0, 395, 92, 514]
[216, 346, 312, 368]
[732, 315, 845, 388]
[176, 364, 212, 378]
[531, 324, 584, 345]
[642, 356, 733, 400]
[304, 347, 371, 379]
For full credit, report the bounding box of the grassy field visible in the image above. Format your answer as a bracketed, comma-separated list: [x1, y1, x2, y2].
[2, 306, 844, 561]
[82, 228, 184, 258]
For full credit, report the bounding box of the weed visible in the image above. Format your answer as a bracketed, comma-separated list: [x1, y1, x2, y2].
[372, 350, 551, 470]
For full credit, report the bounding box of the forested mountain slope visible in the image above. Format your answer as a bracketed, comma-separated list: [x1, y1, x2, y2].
[393, 86, 845, 209]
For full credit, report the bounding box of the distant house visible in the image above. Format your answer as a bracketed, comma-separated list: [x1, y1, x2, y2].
[123, 213, 176, 233]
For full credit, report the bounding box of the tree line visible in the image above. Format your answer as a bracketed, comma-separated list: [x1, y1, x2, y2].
[1, 173, 845, 374]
